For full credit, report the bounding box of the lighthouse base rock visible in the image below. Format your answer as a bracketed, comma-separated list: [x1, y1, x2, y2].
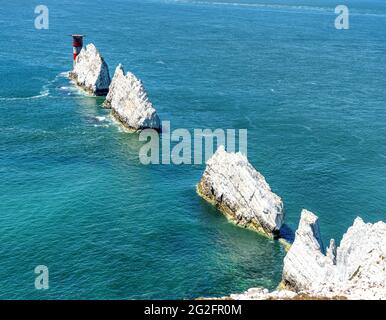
[69, 43, 111, 96]
[197, 146, 284, 238]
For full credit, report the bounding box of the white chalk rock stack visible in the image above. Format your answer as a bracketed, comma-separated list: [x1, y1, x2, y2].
[69, 43, 111, 95]
[197, 146, 284, 237]
[282, 210, 335, 291]
[282, 210, 386, 299]
[104, 64, 160, 132]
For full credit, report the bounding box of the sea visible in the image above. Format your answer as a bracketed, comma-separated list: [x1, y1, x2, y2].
[0, 0, 385, 299]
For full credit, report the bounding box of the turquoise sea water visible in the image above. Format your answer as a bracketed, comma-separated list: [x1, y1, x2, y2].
[1, 0, 386, 299]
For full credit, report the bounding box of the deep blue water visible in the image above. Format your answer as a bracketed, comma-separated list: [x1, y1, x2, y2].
[0, 0, 386, 299]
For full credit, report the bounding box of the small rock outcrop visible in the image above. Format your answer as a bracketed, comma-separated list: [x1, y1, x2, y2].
[215, 287, 345, 300]
[282, 210, 386, 299]
[227, 288, 298, 300]
[103, 64, 160, 132]
[197, 146, 284, 238]
[69, 43, 111, 95]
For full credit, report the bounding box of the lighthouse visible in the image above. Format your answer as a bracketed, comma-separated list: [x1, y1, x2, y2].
[71, 34, 84, 65]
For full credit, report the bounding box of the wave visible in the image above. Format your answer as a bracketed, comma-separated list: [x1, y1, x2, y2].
[93, 124, 110, 128]
[167, 0, 334, 13]
[0, 89, 49, 101]
[0, 71, 74, 102]
[95, 116, 107, 122]
[51, 72, 83, 97]
[58, 71, 69, 78]
[166, 0, 386, 17]
[0, 71, 69, 101]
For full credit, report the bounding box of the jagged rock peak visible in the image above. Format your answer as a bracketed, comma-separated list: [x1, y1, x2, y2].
[282, 210, 386, 299]
[104, 64, 160, 132]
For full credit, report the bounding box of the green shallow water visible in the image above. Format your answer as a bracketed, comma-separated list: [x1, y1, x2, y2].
[0, 0, 385, 299]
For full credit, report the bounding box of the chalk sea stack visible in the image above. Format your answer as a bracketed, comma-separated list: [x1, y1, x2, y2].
[69, 43, 111, 95]
[281, 210, 386, 299]
[222, 211, 386, 300]
[103, 64, 160, 132]
[197, 146, 284, 238]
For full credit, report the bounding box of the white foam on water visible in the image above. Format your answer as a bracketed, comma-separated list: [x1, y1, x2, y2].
[167, 0, 334, 14]
[93, 124, 110, 128]
[60, 86, 79, 94]
[0, 71, 75, 101]
[167, 0, 386, 17]
[300, 125, 312, 132]
[58, 71, 70, 78]
[0, 89, 49, 101]
[39, 88, 50, 97]
[0, 69, 85, 101]
[95, 116, 107, 122]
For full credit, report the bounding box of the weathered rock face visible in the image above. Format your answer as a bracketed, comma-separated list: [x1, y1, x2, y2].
[218, 210, 385, 300]
[69, 43, 111, 95]
[282, 210, 386, 300]
[103, 64, 160, 132]
[197, 146, 284, 237]
[282, 210, 334, 291]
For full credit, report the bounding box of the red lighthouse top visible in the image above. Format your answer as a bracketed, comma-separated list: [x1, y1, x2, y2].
[71, 34, 84, 47]
[71, 35, 85, 64]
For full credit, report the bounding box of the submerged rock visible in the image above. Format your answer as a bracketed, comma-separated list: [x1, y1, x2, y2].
[282, 210, 386, 300]
[197, 146, 284, 237]
[69, 43, 111, 95]
[103, 64, 160, 132]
